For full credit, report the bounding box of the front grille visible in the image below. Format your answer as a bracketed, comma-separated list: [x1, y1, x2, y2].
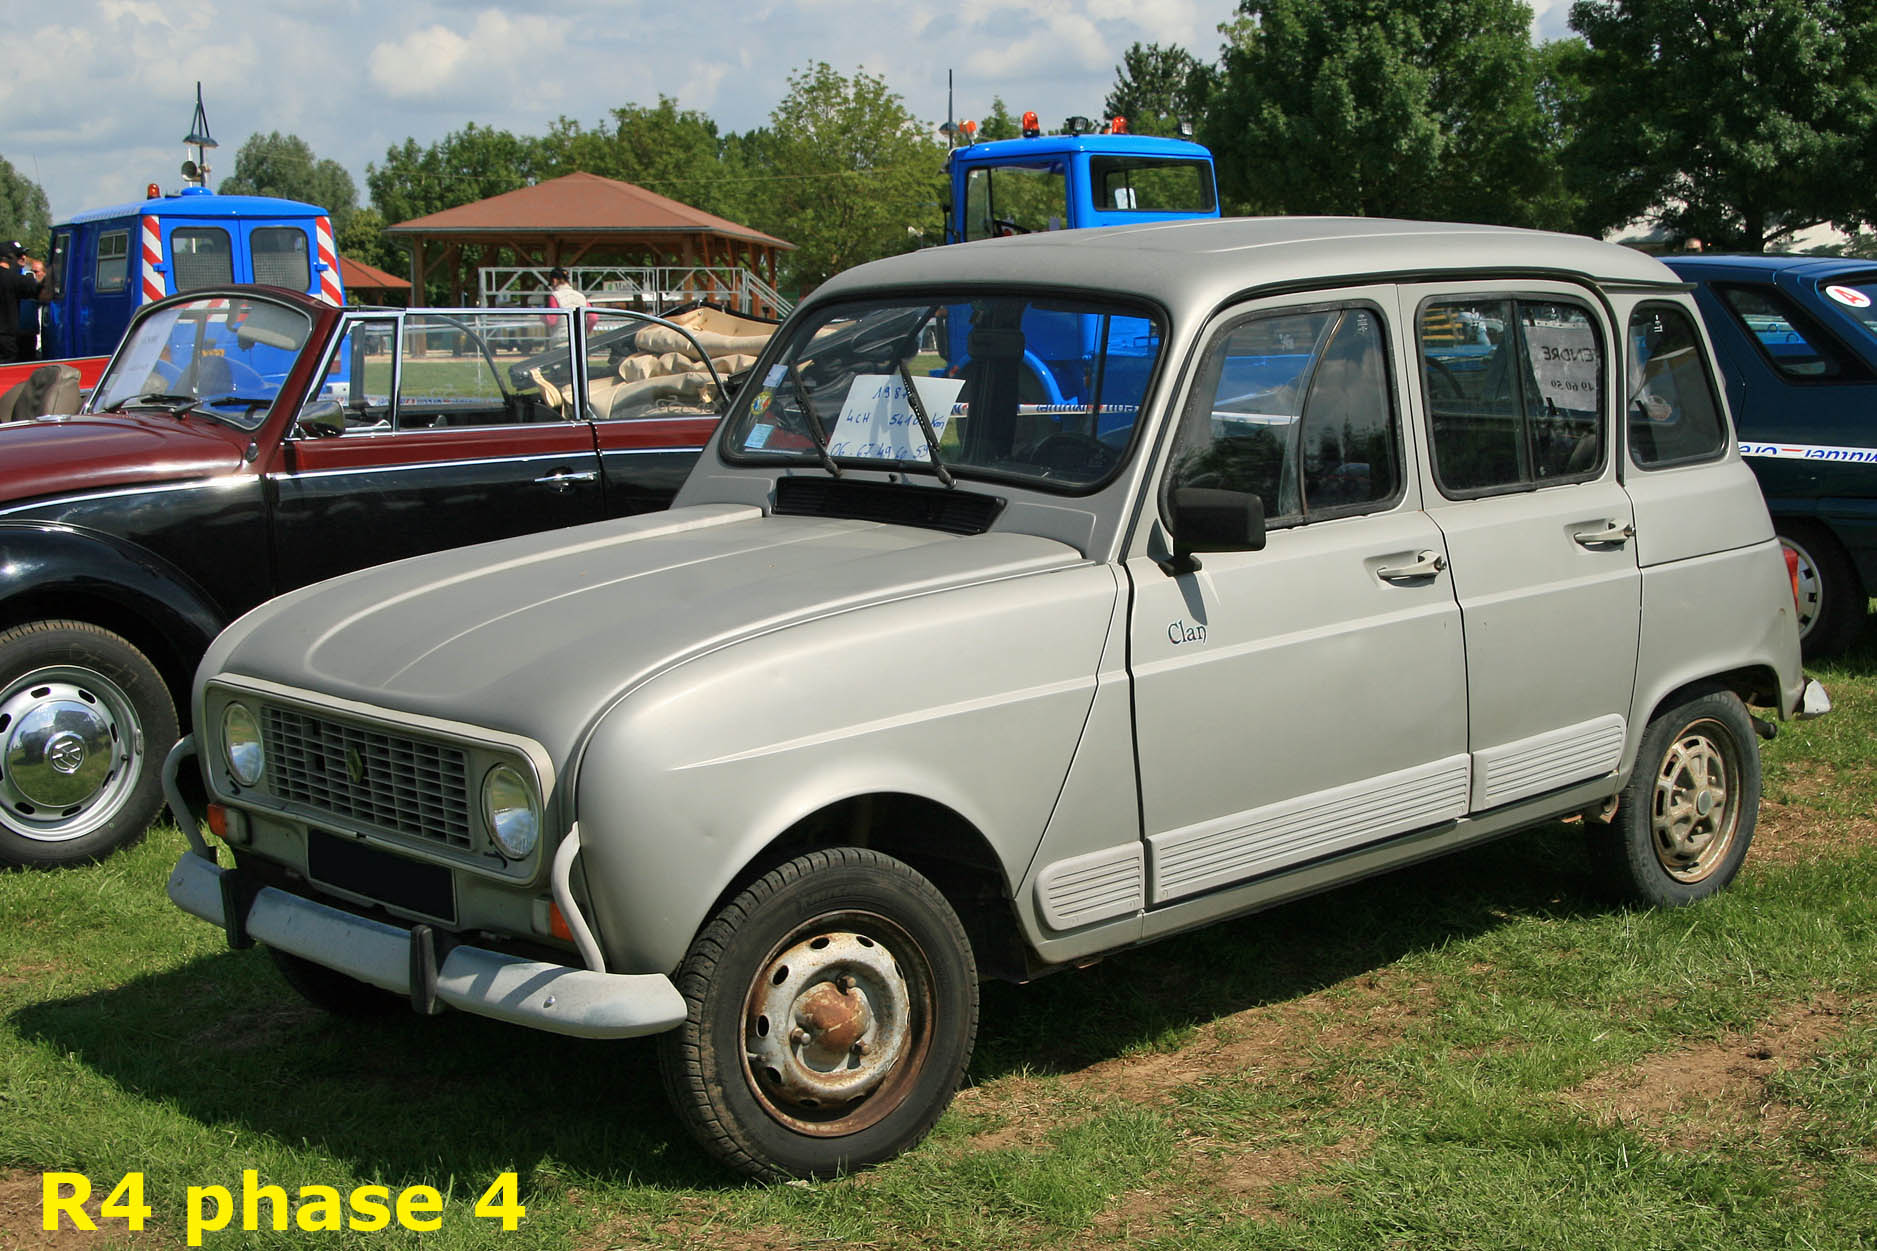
[264, 707, 473, 849]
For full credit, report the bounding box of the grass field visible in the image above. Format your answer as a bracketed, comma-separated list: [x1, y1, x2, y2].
[4, 634, 1875, 1249]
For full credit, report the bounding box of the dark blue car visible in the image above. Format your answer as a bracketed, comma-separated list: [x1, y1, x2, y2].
[1665, 255, 1877, 657]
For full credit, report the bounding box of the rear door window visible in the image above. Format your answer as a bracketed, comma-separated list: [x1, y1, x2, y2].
[171, 227, 234, 290]
[1420, 299, 1605, 496]
[251, 227, 311, 291]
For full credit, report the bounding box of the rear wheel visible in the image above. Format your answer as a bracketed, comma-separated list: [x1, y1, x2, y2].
[658, 848, 979, 1179]
[1596, 688, 1759, 906]
[1777, 520, 1865, 659]
[0, 621, 178, 867]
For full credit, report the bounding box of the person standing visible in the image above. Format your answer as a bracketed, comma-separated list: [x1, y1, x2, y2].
[546, 266, 589, 314]
[0, 242, 44, 365]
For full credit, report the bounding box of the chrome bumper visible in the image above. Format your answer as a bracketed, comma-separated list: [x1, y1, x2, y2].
[162, 738, 685, 1041]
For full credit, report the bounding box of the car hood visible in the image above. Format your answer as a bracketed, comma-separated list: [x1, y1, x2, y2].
[0, 411, 248, 505]
[208, 503, 1085, 759]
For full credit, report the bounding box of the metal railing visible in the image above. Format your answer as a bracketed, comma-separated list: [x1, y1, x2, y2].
[478, 265, 790, 319]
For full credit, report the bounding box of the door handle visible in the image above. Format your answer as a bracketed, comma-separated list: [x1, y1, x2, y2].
[1573, 519, 1635, 547]
[1376, 550, 1447, 582]
[534, 469, 598, 492]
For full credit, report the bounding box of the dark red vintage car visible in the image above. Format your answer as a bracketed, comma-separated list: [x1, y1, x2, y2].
[0, 286, 751, 864]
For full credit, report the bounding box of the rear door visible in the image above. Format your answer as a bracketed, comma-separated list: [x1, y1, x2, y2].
[1126, 289, 1470, 904]
[1409, 284, 1640, 811]
[268, 308, 605, 591]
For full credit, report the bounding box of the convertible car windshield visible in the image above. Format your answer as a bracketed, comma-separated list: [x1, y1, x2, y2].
[724, 294, 1164, 490]
[91, 294, 314, 430]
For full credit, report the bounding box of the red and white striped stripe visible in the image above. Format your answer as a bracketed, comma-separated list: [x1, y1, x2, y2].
[140, 216, 165, 304]
[314, 215, 343, 305]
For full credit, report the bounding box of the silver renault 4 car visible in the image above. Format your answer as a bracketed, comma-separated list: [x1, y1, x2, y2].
[166, 218, 1828, 1179]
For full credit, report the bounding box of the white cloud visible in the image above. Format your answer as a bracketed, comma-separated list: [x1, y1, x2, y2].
[367, 12, 574, 103]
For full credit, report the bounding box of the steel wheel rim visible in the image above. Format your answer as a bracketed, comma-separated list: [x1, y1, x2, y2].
[1650, 717, 1740, 883]
[0, 664, 144, 844]
[740, 910, 934, 1137]
[1780, 535, 1824, 641]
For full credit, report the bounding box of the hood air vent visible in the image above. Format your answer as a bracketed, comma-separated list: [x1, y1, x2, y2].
[773, 476, 1005, 536]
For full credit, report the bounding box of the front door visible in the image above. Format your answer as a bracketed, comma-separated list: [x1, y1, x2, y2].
[268, 309, 605, 592]
[1127, 291, 1470, 905]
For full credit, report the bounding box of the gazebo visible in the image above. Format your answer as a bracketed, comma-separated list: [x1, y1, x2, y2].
[384, 171, 793, 315]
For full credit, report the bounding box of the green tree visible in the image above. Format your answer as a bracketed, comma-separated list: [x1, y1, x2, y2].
[1566, 0, 1877, 250]
[0, 155, 52, 252]
[335, 206, 401, 276]
[741, 63, 946, 292]
[365, 123, 541, 226]
[1104, 42, 1214, 136]
[217, 132, 359, 231]
[974, 96, 1022, 142]
[1205, 0, 1569, 228]
[538, 97, 750, 222]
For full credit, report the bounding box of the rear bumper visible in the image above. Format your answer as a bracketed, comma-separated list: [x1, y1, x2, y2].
[163, 738, 685, 1040]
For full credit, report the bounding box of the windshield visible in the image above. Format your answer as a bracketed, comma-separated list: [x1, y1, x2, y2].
[723, 293, 1164, 490]
[91, 294, 315, 430]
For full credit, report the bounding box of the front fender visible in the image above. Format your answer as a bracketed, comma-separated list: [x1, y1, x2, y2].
[0, 520, 226, 664]
[572, 562, 1122, 973]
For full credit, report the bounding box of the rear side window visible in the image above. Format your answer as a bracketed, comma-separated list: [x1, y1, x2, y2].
[251, 227, 311, 291]
[1088, 157, 1216, 213]
[46, 231, 69, 299]
[1716, 284, 1867, 381]
[94, 230, 129, 293]
[171, 227, 233, 290]
[1169, 304, 1402, 526]
[1628, 303, 1729, 468]
[1420, 299, 1605, 497]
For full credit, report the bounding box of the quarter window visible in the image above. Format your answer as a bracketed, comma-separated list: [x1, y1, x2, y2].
[1421, 300, 1604, 496]
[1169, 305, 1401, 526]
[95, 230, 129, 294]
[1627, 303, 1729, 468]
[171, 227, 234, 290]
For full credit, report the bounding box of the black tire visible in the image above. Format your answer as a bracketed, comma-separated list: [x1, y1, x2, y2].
[268, 948, 404, 1018]
[1597, 688, 1760, 907]
[0, 620, 179, 867]
[658, 848, 979, 1180]
[1777, 520, 1866, 660]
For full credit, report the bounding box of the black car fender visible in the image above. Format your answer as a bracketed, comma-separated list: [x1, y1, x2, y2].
[0, 519, 228, 702]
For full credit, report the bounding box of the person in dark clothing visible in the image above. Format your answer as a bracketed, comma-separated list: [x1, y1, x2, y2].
[0, 241, 45, 365]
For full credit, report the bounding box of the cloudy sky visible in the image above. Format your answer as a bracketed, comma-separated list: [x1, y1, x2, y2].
[8, 0, 1577, 223]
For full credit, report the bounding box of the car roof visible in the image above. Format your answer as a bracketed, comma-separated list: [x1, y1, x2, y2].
[814, 217, 1683, 315]
[1663, 253, 1877, 282]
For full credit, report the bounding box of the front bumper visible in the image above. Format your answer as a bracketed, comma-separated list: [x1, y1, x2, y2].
[163, 738, 685, 1041]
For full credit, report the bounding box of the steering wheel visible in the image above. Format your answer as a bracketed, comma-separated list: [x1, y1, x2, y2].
[990, 218, 1030, 237]
[1030, 432, 1115, 478]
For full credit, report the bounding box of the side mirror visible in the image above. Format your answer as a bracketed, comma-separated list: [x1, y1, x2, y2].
[1164, 486, 1265, 575]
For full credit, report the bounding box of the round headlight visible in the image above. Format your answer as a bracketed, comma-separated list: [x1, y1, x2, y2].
[221, 702, 265, 786]
[482, 764, 540, 859]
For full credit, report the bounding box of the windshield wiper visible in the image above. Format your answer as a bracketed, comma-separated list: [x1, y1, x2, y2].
[116, 392, 197, 410]
[897, 362, 955, 488]
[787, 363, 841, 479]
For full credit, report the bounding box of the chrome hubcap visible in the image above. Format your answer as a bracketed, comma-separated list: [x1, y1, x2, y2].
[1651, 721, 1737, 883]
[1781, 538, 1823, 639]
[0, 667, 142, 843]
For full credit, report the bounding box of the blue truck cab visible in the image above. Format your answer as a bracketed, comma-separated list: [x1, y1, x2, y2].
[939, 132, 1219, 415]
[38, 187, 344, 360]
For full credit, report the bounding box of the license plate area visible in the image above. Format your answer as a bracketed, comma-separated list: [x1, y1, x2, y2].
[307, 829, 457, 926]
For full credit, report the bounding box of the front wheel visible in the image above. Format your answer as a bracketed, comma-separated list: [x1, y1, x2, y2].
[1596, 688, 1760, 906]
[0, 621, 179, 867]
[658, 848, 979, 1180]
